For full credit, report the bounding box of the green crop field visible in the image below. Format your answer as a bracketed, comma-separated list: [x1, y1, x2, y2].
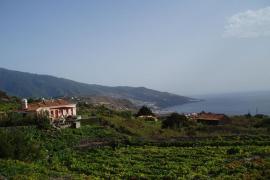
[1, 143, 270, 179]
[1, 104, 270, 179]
[0, 124, 270, 179]
[59, 145, 270, 179]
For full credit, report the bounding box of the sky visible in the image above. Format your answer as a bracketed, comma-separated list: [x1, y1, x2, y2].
[1, 0, 270, 96]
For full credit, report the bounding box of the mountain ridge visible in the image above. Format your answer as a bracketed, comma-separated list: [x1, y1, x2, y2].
[0, 67, 194, 108]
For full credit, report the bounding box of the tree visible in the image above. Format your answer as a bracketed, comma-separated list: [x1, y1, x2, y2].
[245, 113, 252, 118]
[135, 106, 154, 117]
[162, 113, 188, 129]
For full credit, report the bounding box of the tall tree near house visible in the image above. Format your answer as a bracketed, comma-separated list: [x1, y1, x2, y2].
[162, 113, 188, 129]
[136, 106, 155, 117]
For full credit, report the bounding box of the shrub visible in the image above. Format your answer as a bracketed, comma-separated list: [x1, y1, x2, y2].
[0, 129, 46, 161]
[117, 111, 133, 119]
[0, 113, 37, 127]
[36, 115, 51, 129]
[254, 118, 270, 128]
[96, 105, 115, 117]
[254, 114, 266, 119]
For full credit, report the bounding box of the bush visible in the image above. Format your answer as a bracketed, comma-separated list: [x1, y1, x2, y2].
[254, 114, 266, 119]
[254, 118, 270, 128]
[0, 129, 46, 161]
[36, 115, 51, 130]
[96, 105, 115, 117]
[0, 113, 37, 127]
[117, 111, 133, 119]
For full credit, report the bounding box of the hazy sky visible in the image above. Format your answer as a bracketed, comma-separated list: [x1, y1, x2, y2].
[1, 0, 270, 96]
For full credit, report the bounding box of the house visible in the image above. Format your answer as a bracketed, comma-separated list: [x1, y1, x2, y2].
[21, 98, 77, 121]
[138, 115, 158, 122]
[194, 112, 230, 125]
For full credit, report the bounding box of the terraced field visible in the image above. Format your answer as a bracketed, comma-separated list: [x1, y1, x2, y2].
[0, 125, 270, 179]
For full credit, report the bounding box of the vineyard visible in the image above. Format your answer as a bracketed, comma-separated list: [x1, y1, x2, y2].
[0, 124, 270, 179]
[0, 104, 270, 179]
[57, 145, 270, 179]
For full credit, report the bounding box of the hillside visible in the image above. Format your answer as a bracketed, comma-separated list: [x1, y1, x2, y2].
[0, 67, 193, 108]
[0, 90, 9, 102]
[70, 96, 138, 111]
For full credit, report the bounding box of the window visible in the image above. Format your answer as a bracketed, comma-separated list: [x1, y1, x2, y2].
[55, 110, 59, 118]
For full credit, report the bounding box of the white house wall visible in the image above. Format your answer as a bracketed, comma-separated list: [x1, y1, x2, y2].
[36, 104, 77, 120]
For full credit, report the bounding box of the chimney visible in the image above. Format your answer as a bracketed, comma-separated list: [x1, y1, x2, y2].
[22, 99, 28, 110]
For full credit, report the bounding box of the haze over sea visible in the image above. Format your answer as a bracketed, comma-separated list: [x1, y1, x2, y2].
[167, 91, 270, 115]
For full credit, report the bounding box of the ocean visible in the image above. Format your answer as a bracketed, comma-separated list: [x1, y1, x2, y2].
[166, 91, 270, 115]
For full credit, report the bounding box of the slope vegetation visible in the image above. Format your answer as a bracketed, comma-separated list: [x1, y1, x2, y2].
[0, 68, 193, 108]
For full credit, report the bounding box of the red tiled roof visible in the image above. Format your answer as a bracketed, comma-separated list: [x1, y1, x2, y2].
[196, 112, 226, 121]
[26, 99, 75, 111]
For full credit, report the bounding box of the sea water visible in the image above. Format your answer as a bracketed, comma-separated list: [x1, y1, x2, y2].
[166, 91, 270, 115]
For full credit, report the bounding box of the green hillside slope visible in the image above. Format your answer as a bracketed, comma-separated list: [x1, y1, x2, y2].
[0, 68, 193, 108]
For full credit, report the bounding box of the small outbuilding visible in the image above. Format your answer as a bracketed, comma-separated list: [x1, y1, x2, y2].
[195, 112, 230, 125]
[138, 115, 158, 122]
